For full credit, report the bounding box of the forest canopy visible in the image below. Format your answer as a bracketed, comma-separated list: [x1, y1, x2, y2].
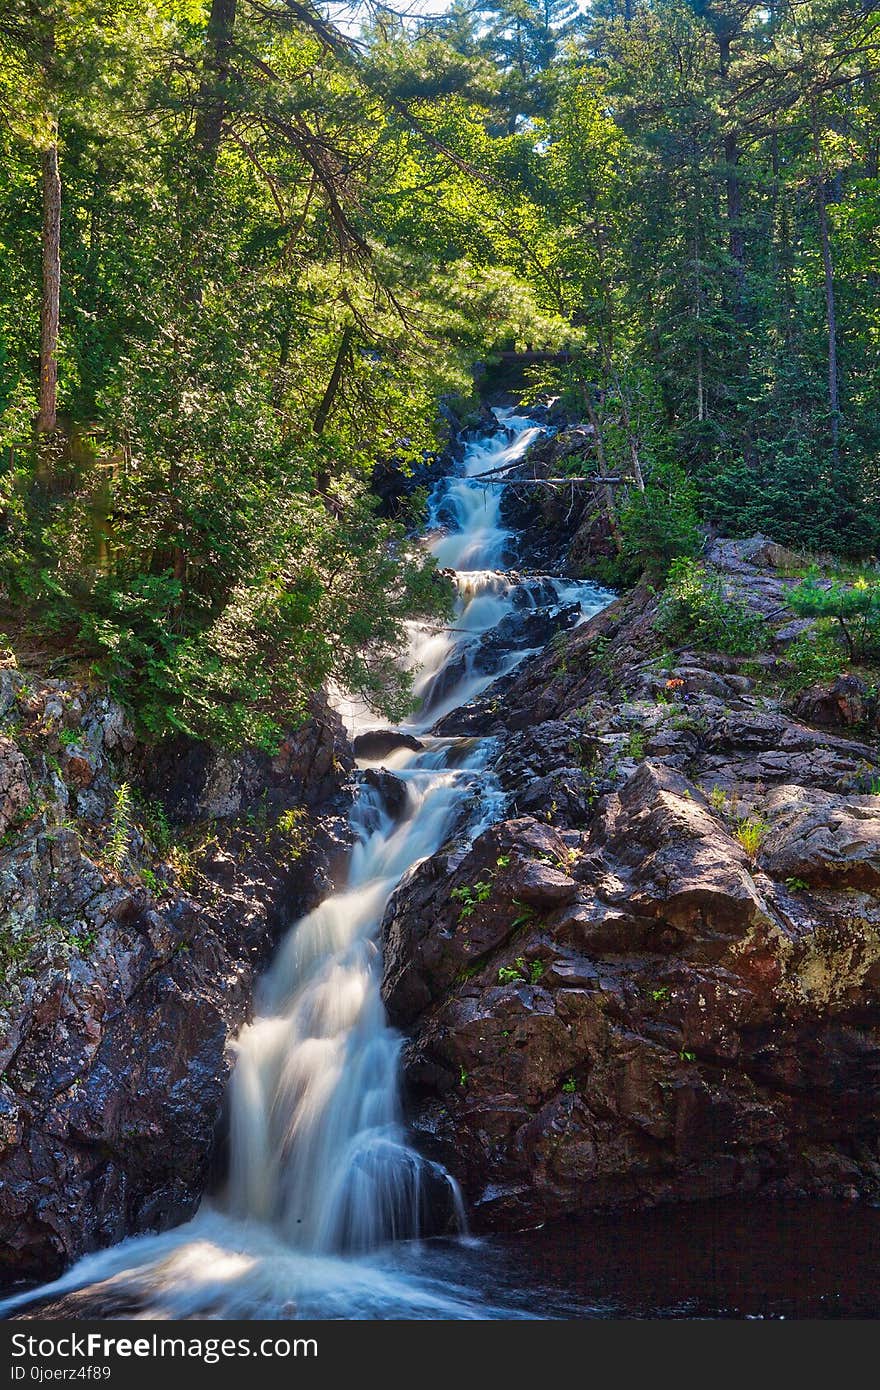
[1, 0, 878, 745]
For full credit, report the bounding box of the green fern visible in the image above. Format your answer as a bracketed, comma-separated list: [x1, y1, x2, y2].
[107, 782, 133, 871]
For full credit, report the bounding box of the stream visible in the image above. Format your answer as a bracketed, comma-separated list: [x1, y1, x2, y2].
[3, 412, 877, 1321]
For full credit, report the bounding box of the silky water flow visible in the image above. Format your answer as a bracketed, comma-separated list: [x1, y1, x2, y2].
[1, 412, 612, 1320]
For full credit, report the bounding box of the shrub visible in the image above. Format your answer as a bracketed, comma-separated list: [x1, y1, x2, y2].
[788, 571, 880, 663]
[782, 625, 850, 692]
[617, 460, 702, 582]
[656, 558, 766, 655]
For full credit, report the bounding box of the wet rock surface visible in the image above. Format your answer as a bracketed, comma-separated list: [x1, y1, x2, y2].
[383, 538, 880, 1230]
[0, 678, 352, 1282]
[499, 428, 617, 576]
[353, 730, 423, 760]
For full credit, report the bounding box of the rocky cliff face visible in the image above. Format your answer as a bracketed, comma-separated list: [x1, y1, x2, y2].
[0, 673, 352, 1283]
[382, 537, 880, 1229]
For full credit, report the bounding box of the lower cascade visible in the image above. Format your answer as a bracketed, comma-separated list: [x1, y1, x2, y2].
[1, 410, 612, 1319]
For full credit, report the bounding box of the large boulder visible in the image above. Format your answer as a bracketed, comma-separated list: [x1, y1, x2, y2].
[792, 675, 874, 730]
[384, 759, 880, 1229]
[760, 785, 880, 889]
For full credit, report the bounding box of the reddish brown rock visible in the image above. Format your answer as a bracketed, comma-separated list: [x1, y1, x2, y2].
[793, 675, 874, 730]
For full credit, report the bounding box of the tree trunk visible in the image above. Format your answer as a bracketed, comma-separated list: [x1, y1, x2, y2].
[718, 36, 745, 321]
[313, 325, 353, 492]
[810, 98, 840, 463]
[36, 137, 61, 434]
[195, 0, 238, 174]
[693, 223, 704, 422]
[581, 381, 623, 554]
[724, 129, 746, 318]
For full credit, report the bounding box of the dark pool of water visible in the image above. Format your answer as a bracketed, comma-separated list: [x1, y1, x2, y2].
[393, 1199, 880, 1319]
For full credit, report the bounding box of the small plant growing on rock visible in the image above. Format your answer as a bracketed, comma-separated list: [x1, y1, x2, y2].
[276, 807, 310, 860]
[785, 876, 809, 892]
[679, 1049, 696, 1063]
[650, 986, 671, 1003]
[106, 782, 133, 871]
[561, 1077, 577, 1093]
[735, 814, 769, 860]
[511, 900, 537, 928]
[498, 956, 545, 985]
[709, 785, 727, 813]
[135, 794, 172, 856]
[626, 729, 646, 760]
[58, 728, 82, 748]
[498, 964, 522, 984]
[451, 878, 493, 920]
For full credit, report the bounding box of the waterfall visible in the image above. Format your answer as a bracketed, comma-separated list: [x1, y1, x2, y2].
[1, 410, 612, 1320]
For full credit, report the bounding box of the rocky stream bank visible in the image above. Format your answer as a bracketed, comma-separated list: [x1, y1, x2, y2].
[3, 409, 880, 1289]
[0, 676, 352, 1282]
[382, 530, 880, 1229]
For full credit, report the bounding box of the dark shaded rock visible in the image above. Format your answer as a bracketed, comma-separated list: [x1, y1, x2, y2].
[362, 768, 408, 822]
[0, 686, 353, 1283]
[140, 692, 353, 822]
[353, 729, 424, 760]
[773, 618, 816, 650]
[793, 675, 874, 730]
[499, 430, 611, 575]
[0, 737, 29, 836]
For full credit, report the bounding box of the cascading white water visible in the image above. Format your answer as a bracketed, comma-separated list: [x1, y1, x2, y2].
[1, 409, 612, 1320]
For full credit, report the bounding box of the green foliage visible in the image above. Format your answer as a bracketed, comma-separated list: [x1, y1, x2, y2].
[276, 807, 310, 861]
[105, 781, 132, 871]
[510, 900, 537, 928]
[656, 559, 766, 655]
[625, 729, 645, 760]
[451, 878, 494, 920]
[2, 0, 880, 747]
[135, 794, 172, 857]
[782, 625, 851, 692]
[734, 815, 770, 860]
[497, 963, 523, 984]
[788, 573, 880, 663]
[497, 955, 545, 984]
[617, 462, 702, 583]
[709, 785, 727, 813]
